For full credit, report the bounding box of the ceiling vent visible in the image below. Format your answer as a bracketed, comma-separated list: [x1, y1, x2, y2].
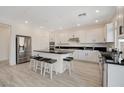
[78, 13, 87, 17]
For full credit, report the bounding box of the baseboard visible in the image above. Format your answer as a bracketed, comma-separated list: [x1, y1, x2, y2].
[0, 58, 8, 62]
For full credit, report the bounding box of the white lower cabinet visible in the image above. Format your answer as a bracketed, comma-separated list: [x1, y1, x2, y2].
[104, 63, 124, 87]
[73, 50, 101, 63]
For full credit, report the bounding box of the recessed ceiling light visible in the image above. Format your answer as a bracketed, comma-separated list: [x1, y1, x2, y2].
[96, 10, 100, 13]
[40, 26, 44, 28]
[59, 27, 63, 30]
[77, 24, 81, 27]
[95, 20, 99, 23]
[25, 20, 28, 24]
[119, 15, 121, 18]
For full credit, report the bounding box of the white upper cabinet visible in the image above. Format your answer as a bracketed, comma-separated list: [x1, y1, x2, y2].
[84, 27, 105, 43]
[54, 32, 69, 44]
[77, 27, 105, 44]
[53, 26, 108, 45]
[105, 23, 114, 42]
[117, 6, 124, 38]
[94, 28, 105, 43]
[49, 32, 55, 42]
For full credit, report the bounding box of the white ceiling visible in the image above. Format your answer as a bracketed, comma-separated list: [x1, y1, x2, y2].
[0, 6, 116, 31]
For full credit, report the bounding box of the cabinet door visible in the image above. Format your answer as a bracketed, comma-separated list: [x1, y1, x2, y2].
[55, 33, 68, 44]
[54, 33, 61, 44]
[78, 31, 86, 43]
[86, 28, 105, 43]
[59, 33, 67, 43]
[117, 7, 124, 36]
[94, 28, 105, 43]
[106, 23, 114, 42]
[85, 30, 94, 43]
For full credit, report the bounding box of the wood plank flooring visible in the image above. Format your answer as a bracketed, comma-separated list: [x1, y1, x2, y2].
[0, 60, 102, 87]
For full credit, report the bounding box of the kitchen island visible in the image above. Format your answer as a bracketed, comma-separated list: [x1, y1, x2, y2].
[33, 50, 74, 73]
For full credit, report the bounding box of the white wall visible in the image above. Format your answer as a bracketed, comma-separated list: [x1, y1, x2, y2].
[9, 23, 49, 65]
[0, 24, 10, 61]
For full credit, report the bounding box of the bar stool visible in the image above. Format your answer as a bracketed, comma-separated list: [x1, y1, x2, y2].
[43, 58, 57, 79]
[30, 56, 38, 71]
[63, 57, 74, 75]
[35, 57, 45, 75]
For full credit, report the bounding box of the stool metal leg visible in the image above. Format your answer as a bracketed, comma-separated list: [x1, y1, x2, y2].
[43, 63, 47, 77]
[53, 64, 58, 75]
[65, 61, 72, 75]
[30, 59, 36, 71]
[68, 62, 71, 75]
[29, 59, 32, 68]
[30, 59, 34, 68]
[40, 62, 43, 76]
[35, 60, 41, 72]
[35, 60, 38, 72]
[50, 64, 53, 80]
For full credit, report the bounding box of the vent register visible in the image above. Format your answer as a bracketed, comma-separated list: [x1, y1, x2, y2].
[68, 34, 80, 43]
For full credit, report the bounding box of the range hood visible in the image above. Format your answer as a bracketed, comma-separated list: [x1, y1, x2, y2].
[68, 35, 80, 42]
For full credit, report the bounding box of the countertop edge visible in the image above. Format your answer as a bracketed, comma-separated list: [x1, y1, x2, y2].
[105, 62, 124, 66]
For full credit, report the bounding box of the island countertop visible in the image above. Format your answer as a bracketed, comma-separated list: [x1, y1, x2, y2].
[33, 50, 74, 54]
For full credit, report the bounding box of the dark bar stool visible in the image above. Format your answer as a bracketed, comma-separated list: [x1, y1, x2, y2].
[35, 57, 45, 75]
[43, 58, 57, 79]
[30, 56, 38, 71]
[30, 55, 44, 75]
[63, 57, 74, 75]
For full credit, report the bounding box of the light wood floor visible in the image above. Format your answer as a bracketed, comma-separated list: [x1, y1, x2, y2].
[0, 60, 102, 87]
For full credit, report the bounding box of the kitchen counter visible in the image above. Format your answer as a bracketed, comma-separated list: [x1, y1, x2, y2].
[34, 50, 73, 54]
[101, 51, 124, 66]
[105, 61, 124, 66]
[56, 46, 107, 52]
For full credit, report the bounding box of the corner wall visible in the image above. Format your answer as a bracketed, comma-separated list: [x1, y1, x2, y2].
[0, 24, 10, 61]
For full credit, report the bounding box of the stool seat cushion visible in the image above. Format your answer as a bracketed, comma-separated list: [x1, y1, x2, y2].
[38, 57, 45, 61]
[48, 59, 57, 64]
[35, 56, 43, 60]
[66, 57, 74, 60]
[44, 58, 57, 64]
[43, 58, 51, 61]
[63, 57, 73, 61]
[30, 56, 37, 59]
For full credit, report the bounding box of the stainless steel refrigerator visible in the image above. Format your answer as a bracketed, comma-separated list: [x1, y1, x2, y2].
[16, 35, 31, 64]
